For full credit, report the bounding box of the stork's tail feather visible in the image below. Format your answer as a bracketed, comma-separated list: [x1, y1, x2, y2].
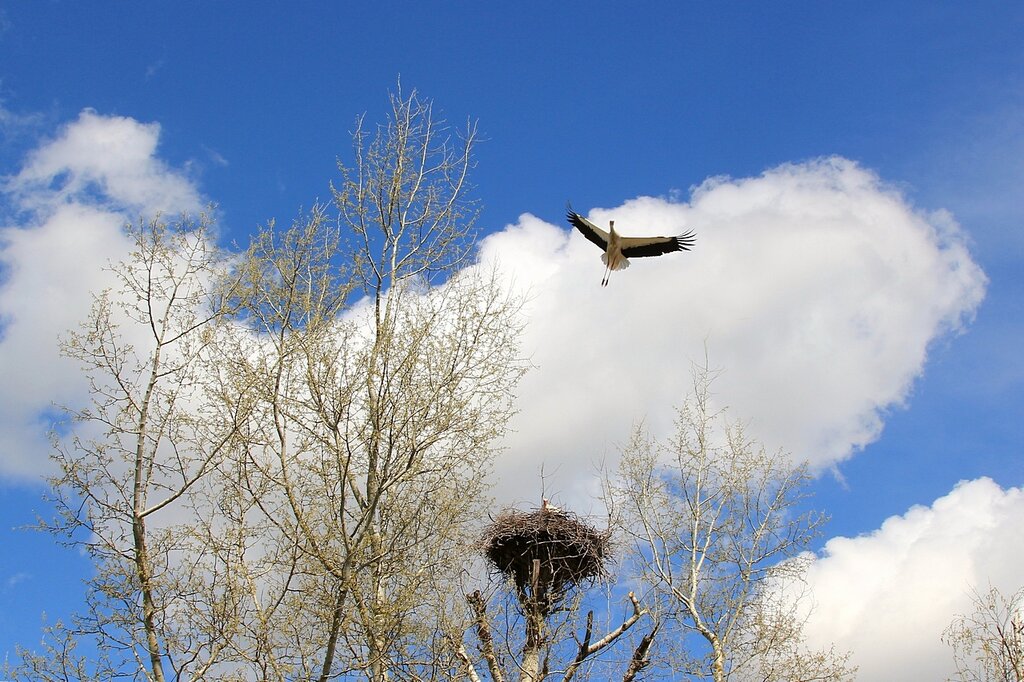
[601, 253, 630, 271]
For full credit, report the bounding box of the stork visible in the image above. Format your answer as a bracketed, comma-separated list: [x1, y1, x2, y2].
[567, 207, 696, 286]
[541, 498, 561, 513]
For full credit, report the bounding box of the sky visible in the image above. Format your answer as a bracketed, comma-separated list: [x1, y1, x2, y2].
[0, 2, 1021, 679]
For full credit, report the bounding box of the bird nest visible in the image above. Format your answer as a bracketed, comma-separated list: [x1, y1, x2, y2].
[477, 506, 611, 613]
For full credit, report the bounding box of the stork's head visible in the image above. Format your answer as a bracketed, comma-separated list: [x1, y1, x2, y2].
[609, 219, 616, 235]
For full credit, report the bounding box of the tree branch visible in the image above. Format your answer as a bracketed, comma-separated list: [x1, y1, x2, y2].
[561, 592, 647, 682]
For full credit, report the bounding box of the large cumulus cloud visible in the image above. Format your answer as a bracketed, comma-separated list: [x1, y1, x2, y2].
[478, 158, 986, 503]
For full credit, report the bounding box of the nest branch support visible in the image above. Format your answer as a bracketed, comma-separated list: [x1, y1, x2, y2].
[466, 590, 505, 682]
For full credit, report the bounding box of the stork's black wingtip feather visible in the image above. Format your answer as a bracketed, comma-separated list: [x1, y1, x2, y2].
[677, 230, 697, 251]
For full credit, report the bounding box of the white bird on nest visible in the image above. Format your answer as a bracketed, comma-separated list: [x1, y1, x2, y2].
[567, 207, 696, 286]
[541, 498, 562, 513]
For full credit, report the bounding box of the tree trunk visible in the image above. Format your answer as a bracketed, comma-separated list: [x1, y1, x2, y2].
[133, 514, 166, 682]
[519, 559, 545, 682]
[520, 609, 545, 682]
[318, 586, 348, 682]
[133, 345, 166, 682]
[711, 644, 725, 682]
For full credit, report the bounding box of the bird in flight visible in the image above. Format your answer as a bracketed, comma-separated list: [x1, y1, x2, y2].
[566, 207, 696, 286]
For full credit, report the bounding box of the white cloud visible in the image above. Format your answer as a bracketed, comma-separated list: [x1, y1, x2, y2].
[478, 157, 986, 504]
[0, 110, 203, 478]
[800, 477, 1024, 681]
[5, 109, 201, 216]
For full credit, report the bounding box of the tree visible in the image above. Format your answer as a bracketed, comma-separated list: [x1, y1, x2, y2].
[213, 85, 526, 680]
[9, 214, 244, 682]
[606, 363, 855, 682]
[944, 585, 1024, 682]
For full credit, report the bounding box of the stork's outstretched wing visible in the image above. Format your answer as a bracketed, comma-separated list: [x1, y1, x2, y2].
[566, 209, 609, 249]
[567, 204, 696, 286]
[620, 231, 696, 258]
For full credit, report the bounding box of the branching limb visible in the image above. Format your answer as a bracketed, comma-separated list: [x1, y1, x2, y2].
[561, 592, 648, 682]
[622, 623, 659, 682]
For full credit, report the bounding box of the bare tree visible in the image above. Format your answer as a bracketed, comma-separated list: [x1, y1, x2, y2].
[607, 363, 855, 682]
[9, 215, 243, 681]
[944, 585, 1024, 682]
[215, 85, 527, 681]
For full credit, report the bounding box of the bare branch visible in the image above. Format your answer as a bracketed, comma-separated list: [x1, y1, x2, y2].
[622, 623, 659, 682]
[561, 592, 646, 682]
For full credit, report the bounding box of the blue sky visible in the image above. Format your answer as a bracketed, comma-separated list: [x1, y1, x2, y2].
[0, 2, 1021, 678]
